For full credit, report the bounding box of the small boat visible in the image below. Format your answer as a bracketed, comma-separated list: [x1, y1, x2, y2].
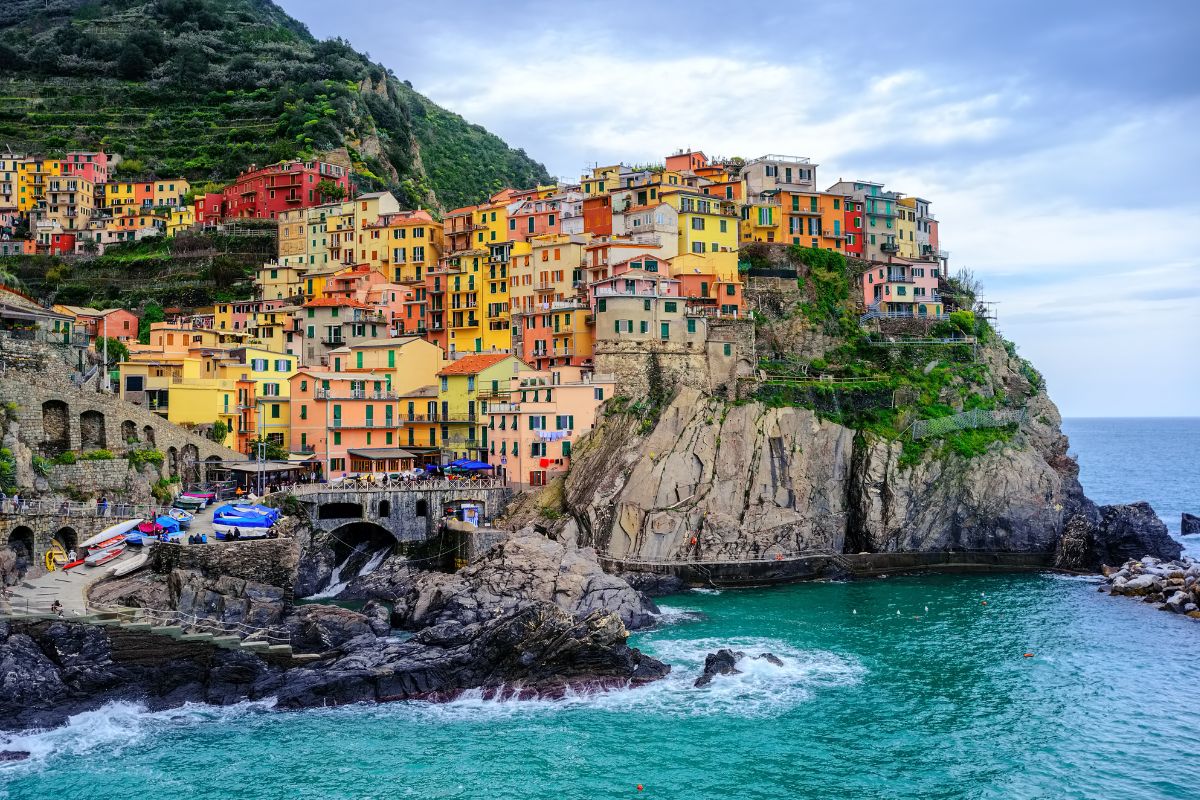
[78, 519, 139, 549]
[85, 542, 126, 567]
[172, 495, 205, 512]
[167, 508, 194, 529]
[110, 552, 148, 577]
[183, 491, 217, 506]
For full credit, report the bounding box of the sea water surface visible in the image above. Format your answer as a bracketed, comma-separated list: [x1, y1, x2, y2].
[3, 419, 1198, 799]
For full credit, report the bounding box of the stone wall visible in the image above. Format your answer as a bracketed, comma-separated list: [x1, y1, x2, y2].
[47, 460, 156, 498]
[149, 538, 300, 590]
[298, 485, 512, 543]
[593, 318, 755, 400]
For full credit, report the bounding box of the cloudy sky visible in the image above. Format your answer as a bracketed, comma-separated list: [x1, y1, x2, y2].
[283, 0, 1198, 417]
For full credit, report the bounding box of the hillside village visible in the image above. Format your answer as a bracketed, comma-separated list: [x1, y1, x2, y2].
[0, 147, 951, 488]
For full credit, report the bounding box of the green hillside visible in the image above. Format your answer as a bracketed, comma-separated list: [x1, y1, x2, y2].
[0, 0, 551, 209]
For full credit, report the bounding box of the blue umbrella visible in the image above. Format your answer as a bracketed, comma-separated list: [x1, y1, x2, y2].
[462, 460, 495, 470]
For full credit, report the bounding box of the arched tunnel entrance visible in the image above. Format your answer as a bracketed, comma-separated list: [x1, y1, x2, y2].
[303, 521, 395, 600]
[5, 526, 35, 582]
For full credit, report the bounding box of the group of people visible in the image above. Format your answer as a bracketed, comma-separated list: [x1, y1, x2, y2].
[185, 532, 208, 545]
[0, 491, 25, 514]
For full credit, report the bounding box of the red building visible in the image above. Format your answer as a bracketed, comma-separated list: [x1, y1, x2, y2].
[196, 160, 352, 223]
[844, 198, 865, 258]
[582, 195, 612, 236]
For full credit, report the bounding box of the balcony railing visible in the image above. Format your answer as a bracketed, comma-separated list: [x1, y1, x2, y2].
[315, 389, 398, 400]
[886, 273, 915, 283]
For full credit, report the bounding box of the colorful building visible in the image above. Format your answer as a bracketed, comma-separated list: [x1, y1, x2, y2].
[436, 353, 526, 460]
[207, 159, 351, 221]
[486, 366, 614, 487]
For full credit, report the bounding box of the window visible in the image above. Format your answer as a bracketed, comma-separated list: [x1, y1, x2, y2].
[686, 318, 696, 334]
[300, 406, 307, 420]
[660, 322, 669, 340]
[271, 404, 280, 419]
[597, 298, 606, 312]
[691, 241, 705, 254]
[723, 343, 732, 356]
[664, 301, 677, 313]
[333, 431, 341, 445]
[440, 376, 448, 392]
[719, 219, 727, 233]
[690, 217, 705, 230]
[639, 320, 648, 334]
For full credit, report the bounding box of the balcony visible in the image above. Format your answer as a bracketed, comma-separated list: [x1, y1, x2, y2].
[450, 317, 479, 329]
[880, 242, 900, 254]
[321, 337, 345, 346]
[315, 388, 398, 400]
[886, 272, 915, 283]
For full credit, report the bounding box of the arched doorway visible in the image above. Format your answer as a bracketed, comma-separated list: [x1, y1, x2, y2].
[46, 526, 77, 571]
[41, 400, 69, 454]
[122, 420, 138, 444]
[377, 499, 391, 519]
[6, 526, 34, 572]
[167, 446, 179, 478]
[143, 425, 156, 446]
[80, 409, 106, 450]
[182, 444, 200, 484]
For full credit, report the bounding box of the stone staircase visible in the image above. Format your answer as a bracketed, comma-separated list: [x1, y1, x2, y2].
[3, 607, 321, 664]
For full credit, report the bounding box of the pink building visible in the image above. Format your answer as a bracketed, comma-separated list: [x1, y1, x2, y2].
[62, 152, 109, 186]
[486, 366, 614, 487]
[508, 197, 562, 241]
[64, 307, 139, 342]
[861, 258, 945, 318]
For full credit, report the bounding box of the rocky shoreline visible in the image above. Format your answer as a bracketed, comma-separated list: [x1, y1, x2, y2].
[0, 531, 668, 732]
[1100, 556, 1200, 618]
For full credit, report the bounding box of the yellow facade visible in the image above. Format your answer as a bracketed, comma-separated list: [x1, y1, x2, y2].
[896, 197, 919, 259]
[437, 354, 523, 458]
[256, 263, 305, 301]
[18, 159, 61, 212]
[341, 337, 444, 395]
[151, 178, 190, 208]
[364, 212, 443, 284]
[167, 206, 194, 236]
[662, 189, 739, 281]
[212, 347, 297, 448]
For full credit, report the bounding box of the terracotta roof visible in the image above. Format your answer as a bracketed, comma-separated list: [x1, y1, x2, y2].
[437, 353, 511, 376]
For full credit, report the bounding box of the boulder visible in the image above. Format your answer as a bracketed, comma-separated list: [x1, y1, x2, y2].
[1116, 574, 1163, 596]
[694, 648, 742, 687]
[1183, 513, 1200, 536]
[285, 605, 376, 654]
[389, 533, 659, 630]
[617, 571, 687, 597]
[1091, 503, 1181, 568]
[361, 600, 392, 636]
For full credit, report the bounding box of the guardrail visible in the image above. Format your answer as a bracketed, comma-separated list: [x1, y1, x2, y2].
[286, 476, 507, 494]
[0, 499, 172, 518]
[909, 408, 1029, 440]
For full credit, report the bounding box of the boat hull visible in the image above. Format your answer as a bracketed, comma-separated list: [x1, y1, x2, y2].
[85, 543, 126, 567]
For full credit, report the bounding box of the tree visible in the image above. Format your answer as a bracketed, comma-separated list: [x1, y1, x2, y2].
[208, 420, 230, 444]
[138, 302, 164, 344]
[97, 336, 129, 369]
[248, 437, 286, 461]
[116, 43, 151, 80]
[315, 179, 346, 201]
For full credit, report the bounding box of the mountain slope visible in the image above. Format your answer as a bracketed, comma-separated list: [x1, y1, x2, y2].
[0, 0, 550, 209]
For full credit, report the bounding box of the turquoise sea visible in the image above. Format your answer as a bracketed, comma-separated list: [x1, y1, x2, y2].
[2, 419, 1197, 799]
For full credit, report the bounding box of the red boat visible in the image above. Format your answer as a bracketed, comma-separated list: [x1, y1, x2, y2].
[85, 542, 126, 567]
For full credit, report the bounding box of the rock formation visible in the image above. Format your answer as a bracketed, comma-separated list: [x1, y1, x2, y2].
[693, 648, 784, 687]
[0, 605, 668, 731]
[1101, 557, 1200, 618]
[384, 531, 659, 631]
[1182, 513, 1200, 536]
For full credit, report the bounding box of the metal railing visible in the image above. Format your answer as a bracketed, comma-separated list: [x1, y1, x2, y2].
[909, 408, 1029, 440]
[0, 499, 172, 518]
[287, 475, 507, 493]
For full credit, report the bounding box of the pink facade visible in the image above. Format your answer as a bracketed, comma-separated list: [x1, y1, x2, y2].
[861, 259, 944, 317]
[508, 198, 562, 242]
[289, 369, 406, 478]
[215, 299, 286, 332]
[486, 366, 614, 487]
[74, 308, 139, 342]
[62, 152, 109, 185]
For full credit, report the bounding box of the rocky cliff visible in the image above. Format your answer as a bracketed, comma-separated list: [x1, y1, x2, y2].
[563, 257, 1177, 571]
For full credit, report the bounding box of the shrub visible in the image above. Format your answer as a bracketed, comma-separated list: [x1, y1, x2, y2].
[31, 455, 51, 477]
[127, 448, 165, 470]
[80, 449, 114, 460]
[52, 451, 77, 465]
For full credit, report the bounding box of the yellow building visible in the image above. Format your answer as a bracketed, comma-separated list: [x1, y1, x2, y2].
[0, 154, 24, 212]
[212, 347, 297, 449]
[167, 206, 194, 236]
[255, 262, 306, 301]
[278, 202, 337, 269]
[151, 178, 190, 209]
[18, 158, 61, 213]
[896, 197, 920, 259]
[661, 188, 739, 281]
[338, 336, 444, 393]
[436, 353, 525, 459]
[363, 210, 443, 284]
[39, 176, 94, 232]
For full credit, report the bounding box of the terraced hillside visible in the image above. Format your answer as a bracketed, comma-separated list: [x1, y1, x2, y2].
[0, 0, 550, 209]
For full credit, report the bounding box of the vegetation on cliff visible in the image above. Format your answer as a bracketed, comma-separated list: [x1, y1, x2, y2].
[749, 246, 1038, 466]
[0, 0, 550, 209]
[2, 229, 271, 308]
